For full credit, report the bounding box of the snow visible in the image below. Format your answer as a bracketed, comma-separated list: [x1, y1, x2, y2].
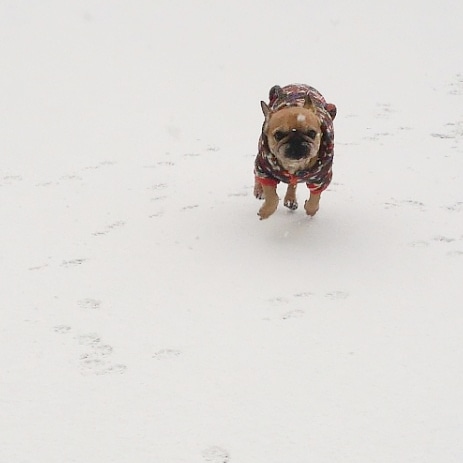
[1, 1, 463, 462]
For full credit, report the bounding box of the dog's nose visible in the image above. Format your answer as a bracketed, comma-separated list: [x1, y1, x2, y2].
[285, 141, 310, 159]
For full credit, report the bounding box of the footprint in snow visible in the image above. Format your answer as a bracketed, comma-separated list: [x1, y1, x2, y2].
[325, 291, 349, 300]
[83, 160, 116, 171]
[184, 152, 201, 157]
[149, 183, 168, 191]
[445, 202, 463, 212]
[53, 325, 72, 334]
[157, 161, 175, 167]
[61, 258, 88, 268]
[293, 291, 314, 298]
[202, 446, 230, 462]
[282, 309, 305, 320]
[77, 298, 102, 310]
[76, 333, 126, 375]
[408, 241, 429, 248]
[54, 329, 126, 375]
[447, 250, 463, 257]
[432, 235, 456, 243]
[448, 73, 463, 95]
[152, 349, 182, 360]
[384, 198, 426, 211]
[1, 175, 23, 186]
[92, 220, 126, 237]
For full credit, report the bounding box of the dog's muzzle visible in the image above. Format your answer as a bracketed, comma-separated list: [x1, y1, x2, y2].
[284, 137, 311, 160]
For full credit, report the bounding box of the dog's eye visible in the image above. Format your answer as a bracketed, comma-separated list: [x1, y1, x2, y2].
[306, 130, 317, 139]
[274, 130, 287, 141]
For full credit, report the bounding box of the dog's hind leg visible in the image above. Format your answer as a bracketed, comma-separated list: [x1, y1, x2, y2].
[284, 183, 298, 210]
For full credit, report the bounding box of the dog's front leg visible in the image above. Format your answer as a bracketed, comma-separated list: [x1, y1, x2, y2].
[258, 184, 279, 219]
[304, 192, 321, 216]
[284, 183, 298, 210]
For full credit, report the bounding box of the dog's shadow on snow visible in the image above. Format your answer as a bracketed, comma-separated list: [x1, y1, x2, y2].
[256, 210, 340, 246]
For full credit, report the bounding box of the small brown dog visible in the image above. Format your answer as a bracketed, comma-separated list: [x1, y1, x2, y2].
[254, 84, 336, 219]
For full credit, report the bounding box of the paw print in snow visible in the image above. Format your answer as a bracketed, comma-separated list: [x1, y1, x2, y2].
[325, 291, 349, 300]
[202, 446, 230, 463]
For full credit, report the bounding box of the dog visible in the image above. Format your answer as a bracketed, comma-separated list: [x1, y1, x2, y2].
[254, 84, 336, 219]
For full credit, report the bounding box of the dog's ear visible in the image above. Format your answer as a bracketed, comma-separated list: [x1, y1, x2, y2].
[261, 101, 271, 120]
[304, 93, 316, 111]
[325, 103, 337, 120]
[269, 85, 283, 101]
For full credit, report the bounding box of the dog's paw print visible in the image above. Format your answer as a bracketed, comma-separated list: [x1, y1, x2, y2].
[150, 195, 168, 203]
[60, 173, 83, 182]
[104, 363, 127, 374]
[77, 298, 102, 310]
[92, 221, 126, 237]
[384, 198, 426, 211]
[202, 446, 230, 463]
[430, 132, 454, 140]
[77, 333, 126, 376]
[375, 103, 395, 119]
[157, 161, 175, 167]
[266, 296, 290, 305]
[408, 240, 430, 248]
[182, 204, 199, 211]
[0, 174, 23, 186]
[401, 199, 426, 210]
[447, 250, 463, 257]
[432, 235, 456, 243]
[61, 258, 87, 268]
[228, 189, 249, 198]
[325, 291, 349, 300]
[28, 263, 49, 271]
[445, 201, 463, 212]
[149, 183, 168, 191]
[80, 358, 126, 376]
[431, 121, 463, 151]
[83, 160, 116, 171]
[282, 309, 305, 320]
[448, 73, 463, 95]
[152, 349, 182, 360]
[53, 325, 72, 334]
[76, 333, 101, 347]
[293, 291, 314, 298]
[429, 235, 463, 257]
[364, 131, 393, 142]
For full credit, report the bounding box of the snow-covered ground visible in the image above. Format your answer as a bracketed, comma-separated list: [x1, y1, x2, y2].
[2, 1, 463, 462]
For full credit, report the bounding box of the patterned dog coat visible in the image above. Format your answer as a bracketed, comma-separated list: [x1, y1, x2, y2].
[254, 84, 336, 194]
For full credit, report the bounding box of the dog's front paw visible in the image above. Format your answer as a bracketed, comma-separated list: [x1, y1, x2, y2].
[284, 198, 298, 210]
[258, 201, 278, 220]
[304, 200, 319, 216]
[304, 192, 321, 217]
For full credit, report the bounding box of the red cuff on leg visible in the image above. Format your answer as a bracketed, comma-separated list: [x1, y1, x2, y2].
[255, 176, 279, 187]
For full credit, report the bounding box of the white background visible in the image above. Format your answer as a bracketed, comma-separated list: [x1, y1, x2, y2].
[1, 1, 463, 462]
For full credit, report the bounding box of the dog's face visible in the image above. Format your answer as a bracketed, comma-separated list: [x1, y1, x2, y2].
[261, 99, 322, 172]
